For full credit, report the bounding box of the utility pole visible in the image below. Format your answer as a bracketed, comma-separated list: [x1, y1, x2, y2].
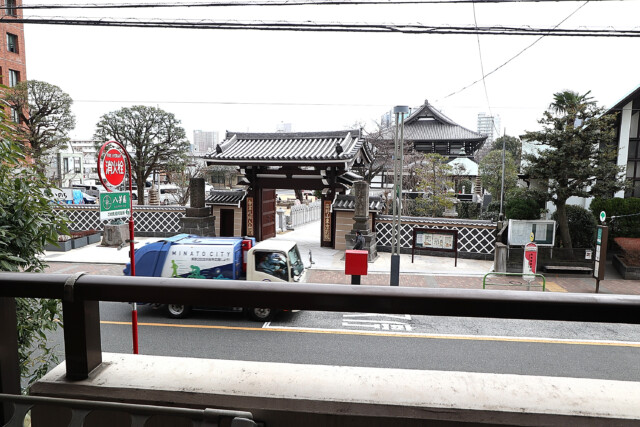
[390, 105, 410, 286]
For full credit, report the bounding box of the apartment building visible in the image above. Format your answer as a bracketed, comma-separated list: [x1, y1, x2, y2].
[0, 0, 26, 122]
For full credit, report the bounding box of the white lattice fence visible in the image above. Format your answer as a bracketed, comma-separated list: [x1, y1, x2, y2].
[289, 201, 321, 228]
[376, 215, 496, 256]
[55, 205, 186, 237]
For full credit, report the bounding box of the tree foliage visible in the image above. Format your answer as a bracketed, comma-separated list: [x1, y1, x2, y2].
[0, 105, 68, 391]
[413, 153, 454, 217]
[94, 106, 190, 205]
[478, 149, 518, 199]
[521, 90, 625, 248]
[551, 205, 597, 248]
[504, 188, 546, 220]
[491, 135, 522, 165]
[2, 80, 76, 165]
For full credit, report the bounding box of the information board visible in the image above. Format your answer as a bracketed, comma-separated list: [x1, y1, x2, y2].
[412, 228, 458, 266]
[508, 220, 556, 246]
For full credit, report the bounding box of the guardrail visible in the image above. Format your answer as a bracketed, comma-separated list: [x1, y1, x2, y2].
[3, 272, 640, 424]
[0, 393, 256, 427]
[483, 272, 547, 291]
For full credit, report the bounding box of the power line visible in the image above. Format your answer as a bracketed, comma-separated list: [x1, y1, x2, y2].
[16, 0, 634, 10]
[4, 16, 639, 36]
[440, 1, 590, 100]
[75, 99, 392, 107]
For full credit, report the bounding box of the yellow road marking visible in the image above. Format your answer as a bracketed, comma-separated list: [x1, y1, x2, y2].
[101, 321, 640, 348]
[545, 281, 568, 293]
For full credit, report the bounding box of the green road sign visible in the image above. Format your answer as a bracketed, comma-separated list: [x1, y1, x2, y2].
[600, 211, 606, 223]
[99, 191, 131, 221]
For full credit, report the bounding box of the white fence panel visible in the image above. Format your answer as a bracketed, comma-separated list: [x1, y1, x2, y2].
[288, 201, 321, 229]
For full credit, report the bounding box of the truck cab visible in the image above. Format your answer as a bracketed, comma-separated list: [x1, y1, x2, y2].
[247, 240, 306, 283]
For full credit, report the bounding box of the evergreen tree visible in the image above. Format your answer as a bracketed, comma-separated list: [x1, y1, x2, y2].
[521, 90, 625, 248]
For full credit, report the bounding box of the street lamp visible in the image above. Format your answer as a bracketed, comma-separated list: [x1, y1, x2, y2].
[391, 105, 410, 286]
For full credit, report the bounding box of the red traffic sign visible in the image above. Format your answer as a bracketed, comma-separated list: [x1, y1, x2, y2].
[102, 148, 126, 187]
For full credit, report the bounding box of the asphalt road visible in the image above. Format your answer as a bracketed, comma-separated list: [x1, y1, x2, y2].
[39, 262, 640, 382]
[74, 301, 640, 382]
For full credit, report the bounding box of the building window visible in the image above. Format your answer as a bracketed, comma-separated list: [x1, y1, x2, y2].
[10, 107, 19, 124]
[7, 33, 18, 53]
[627, 139, 640, 198]
[8, 69, 19, 87]
[5, 0, 16, 17]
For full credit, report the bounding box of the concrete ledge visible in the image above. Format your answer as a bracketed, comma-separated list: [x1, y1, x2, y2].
[31, 353, 640, 426]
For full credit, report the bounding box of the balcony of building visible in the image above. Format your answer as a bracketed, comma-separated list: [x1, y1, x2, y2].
[2, 273, 640, 426]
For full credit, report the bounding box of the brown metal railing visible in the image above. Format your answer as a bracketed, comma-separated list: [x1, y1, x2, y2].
[0, 393, 256, 427]
[2, 272, 640, 423]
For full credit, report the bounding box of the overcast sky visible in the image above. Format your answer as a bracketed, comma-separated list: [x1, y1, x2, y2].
[22, 0, 640, 147]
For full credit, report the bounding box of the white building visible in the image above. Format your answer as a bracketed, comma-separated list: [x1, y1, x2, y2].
[69, 140, 99, 183]
[193, 130, 219, 154]
[276, 122, 292, 133]
[477, 113, 501, 145]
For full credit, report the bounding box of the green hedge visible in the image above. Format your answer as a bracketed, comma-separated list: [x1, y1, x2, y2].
[552, 205, 597, 248]
[590, 197, 640, 238]
[458, 202, 480, 219]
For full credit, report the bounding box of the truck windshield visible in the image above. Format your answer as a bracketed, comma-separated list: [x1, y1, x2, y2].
[288, 245, 304, 279]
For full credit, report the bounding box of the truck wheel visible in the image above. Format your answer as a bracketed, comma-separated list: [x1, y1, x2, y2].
[167, 304, 191, 319]
[247, 308, 275, 322]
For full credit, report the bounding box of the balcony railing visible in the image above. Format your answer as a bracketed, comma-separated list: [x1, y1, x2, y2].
[0, 393, 256, 427]
[2, 272, 640, 425]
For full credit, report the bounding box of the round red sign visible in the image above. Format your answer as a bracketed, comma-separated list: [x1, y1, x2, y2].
[102, 148, 126, 187]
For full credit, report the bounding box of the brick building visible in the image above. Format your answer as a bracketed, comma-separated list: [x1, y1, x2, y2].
[0, 0, 27, 122]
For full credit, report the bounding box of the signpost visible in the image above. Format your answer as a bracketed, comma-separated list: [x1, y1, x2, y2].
[97, 141, 138, 354]
[99, 192, 131, 222]
[594, 211, 608, 293]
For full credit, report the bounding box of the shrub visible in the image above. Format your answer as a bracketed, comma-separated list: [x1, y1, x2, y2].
[504, 188, 546, 220]
[411, 197, 445, 218]
[480, 201, 501, 221]
[614, 238, 640, 266]
[590, 197, 640, 239]
[551, 205, 597, 248]
[458, 202, 480, 219]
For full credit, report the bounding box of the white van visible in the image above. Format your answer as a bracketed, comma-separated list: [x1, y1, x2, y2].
[158, 184, 182, 205]
[72, 184, 100, 198]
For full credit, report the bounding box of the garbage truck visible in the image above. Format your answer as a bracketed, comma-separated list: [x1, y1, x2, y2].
[123, 234, 306, 321]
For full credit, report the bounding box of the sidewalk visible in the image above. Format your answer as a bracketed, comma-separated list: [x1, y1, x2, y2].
[41, 221, 640, 296]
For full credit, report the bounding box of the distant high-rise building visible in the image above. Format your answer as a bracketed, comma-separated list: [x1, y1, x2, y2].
[477, 113, 501, 144]
[193, 130, 219, 153]
[476, 113, 501, 161]
[276, 122, 292, 133]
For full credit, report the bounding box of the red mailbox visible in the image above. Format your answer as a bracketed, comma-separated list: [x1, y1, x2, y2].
[345, 250, 368, 276]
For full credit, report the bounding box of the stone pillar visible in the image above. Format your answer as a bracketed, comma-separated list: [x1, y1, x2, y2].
[346, 181, 378, 262]
[179, 178, 216, 236]
[494, 242, 507, 273]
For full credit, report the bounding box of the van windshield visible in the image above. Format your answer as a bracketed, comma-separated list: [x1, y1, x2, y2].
[288, 245, 304, 280]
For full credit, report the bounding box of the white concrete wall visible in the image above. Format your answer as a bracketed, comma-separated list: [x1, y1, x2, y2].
[31, 353, 640, 426]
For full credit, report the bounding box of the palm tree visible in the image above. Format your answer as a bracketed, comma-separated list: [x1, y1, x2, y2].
[549, 90, 595, 117]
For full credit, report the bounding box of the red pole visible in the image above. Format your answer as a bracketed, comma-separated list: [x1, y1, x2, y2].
[98, 140, 139, 354]
[123, 146, 139, 355]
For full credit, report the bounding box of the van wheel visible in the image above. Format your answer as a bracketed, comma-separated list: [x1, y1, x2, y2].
[167, 304, 191, 319]
[247, 308, 275, 322]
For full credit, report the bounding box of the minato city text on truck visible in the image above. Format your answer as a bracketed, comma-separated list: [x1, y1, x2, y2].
[124, 234, 306, 321]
